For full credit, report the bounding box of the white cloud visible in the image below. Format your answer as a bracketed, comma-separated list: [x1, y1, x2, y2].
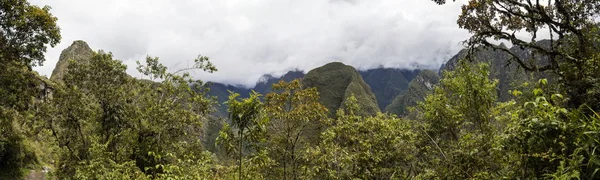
[30, 0, 470, 87]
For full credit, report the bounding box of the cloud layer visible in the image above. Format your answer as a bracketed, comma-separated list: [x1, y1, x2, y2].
[31, 0, 470, 87]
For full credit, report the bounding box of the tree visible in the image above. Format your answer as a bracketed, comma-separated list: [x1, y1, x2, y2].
[0, 0, 60, 176]
[307, 96, 417, 179]
[48, 52, 218, 179]
[0, 0, 61, 67]
[496, 79, 600, 179]
[217, 91, 271, 179]
[414, 61, 501, 179]
[263, 80, 328, 179]
[432, 0, 600, 110]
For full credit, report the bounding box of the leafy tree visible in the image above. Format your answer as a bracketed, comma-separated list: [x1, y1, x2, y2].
[217, 91, 271, 179]
[432, 0, 600, 110]
[0, 0, 60, 176]
[307, 96, 417, 179]
[414, 61, 502, 179]
[0, 0, 61, 67]
[496, 79, 600, 179]
[47, 52, 218, 179]
[263, 80, 328, 179]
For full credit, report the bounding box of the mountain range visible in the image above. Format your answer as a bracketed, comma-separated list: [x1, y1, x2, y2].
[206, 64, 425, 117]
[51, 40, 551, 118]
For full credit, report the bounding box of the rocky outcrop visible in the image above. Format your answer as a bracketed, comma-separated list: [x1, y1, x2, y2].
[50, 40, 94, 82]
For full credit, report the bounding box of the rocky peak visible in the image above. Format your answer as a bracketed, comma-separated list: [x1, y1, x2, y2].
[50, 40, 94, 82]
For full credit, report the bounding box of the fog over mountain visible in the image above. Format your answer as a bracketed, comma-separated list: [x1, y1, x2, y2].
[30, 0, 470, 87]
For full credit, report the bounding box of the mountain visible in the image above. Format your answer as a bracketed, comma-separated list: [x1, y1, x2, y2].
[383, 42, 554, 117]
[253, 70, 305, 94]
[303, 62, 380, 117]
[441, 42, 552, 101]
[50, 40, 95, 82]
[359, 68, 421, 110]
[207, 67, 421, 117]
[385, 70, 439, 116]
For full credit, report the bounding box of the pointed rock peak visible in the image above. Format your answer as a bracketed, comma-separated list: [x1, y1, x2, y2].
[50, 40, 95, 82]
[71, 40, 90, 48]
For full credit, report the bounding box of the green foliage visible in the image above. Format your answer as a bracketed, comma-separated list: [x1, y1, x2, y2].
[307, 95, 417, 179]
[439, 0, 600, 111]
[4, 1, 600, 179]
[217, 91, 270, 179]
[495, 80, 600, 179]
[263, 80, 329, 179]
[44, 51, 217, 179]
[413, 61, 501, 179]
[0, 0, 61, 67]
[412, 59, 600, 179]
[0, 0, 61, 177]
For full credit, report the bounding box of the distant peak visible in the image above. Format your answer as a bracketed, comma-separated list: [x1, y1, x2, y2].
[257, 74, 275, 84]
[71, 40, 89, 46]
[50, 40, 95, 82]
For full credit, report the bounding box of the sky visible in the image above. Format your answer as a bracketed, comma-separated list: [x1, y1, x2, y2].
[30, 0, 470, 87]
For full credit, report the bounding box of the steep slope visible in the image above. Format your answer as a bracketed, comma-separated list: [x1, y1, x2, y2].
[303, 62, 379, 116]
[360, 68, 420, 110]
[50, 40, 94, 82]
[441, 43, 552, 101]
[385, 70, 439, 116]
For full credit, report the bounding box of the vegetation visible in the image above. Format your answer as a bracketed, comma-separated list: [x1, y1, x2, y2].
[0, 0, 60, 178]
[1, 0, 600, 179]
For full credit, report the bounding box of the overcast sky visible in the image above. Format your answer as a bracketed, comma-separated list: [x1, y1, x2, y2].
[30, 0, 470, 87]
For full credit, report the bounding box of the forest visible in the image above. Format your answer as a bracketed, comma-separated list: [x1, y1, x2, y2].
[1, 0, 600, 179]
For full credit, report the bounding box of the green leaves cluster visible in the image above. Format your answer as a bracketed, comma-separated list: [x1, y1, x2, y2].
[412, 61, 600, 179]
[307, 96, 417, 179]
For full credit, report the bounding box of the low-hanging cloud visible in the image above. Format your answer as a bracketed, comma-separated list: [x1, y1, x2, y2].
[31, 0, 470, 87]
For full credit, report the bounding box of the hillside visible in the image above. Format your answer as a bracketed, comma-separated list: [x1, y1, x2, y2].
[303, 62, 380, 116]
[359, 68, 420, 110]
[385, 69, 439, 116]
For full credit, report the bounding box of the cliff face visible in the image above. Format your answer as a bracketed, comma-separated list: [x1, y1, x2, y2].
[303, 62, 380, 117]
[360, 68, 420, 111]
[50, 40, 94, 82]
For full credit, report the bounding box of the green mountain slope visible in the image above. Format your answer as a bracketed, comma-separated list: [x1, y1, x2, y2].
[360, 68, 420, 110]
[302, 62, 380, 117]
